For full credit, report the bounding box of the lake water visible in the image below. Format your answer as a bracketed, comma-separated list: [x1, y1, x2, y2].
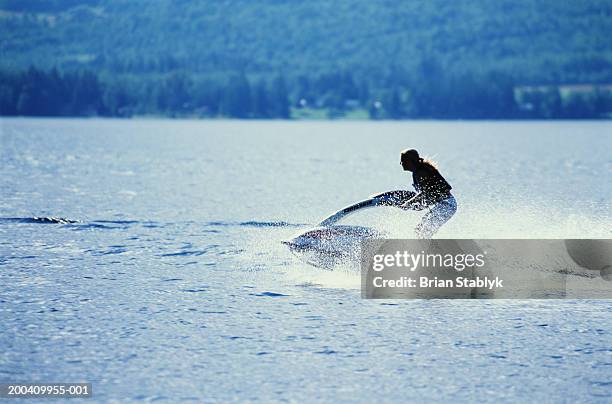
[1, 118, 611, 402]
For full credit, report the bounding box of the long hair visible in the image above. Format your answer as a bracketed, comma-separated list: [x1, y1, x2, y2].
[421, 157, 438, 169]
[401, 148, 439, 169]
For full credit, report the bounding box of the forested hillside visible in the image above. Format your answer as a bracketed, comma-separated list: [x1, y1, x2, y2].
[1, 0, 611, 118]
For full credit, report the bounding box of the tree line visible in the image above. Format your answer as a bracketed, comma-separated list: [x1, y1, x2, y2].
[1, 66, 610, 119]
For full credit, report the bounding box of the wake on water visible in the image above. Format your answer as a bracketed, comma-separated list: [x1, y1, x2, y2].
[4, 208, 610, 293]
[275, 203, 612, 293]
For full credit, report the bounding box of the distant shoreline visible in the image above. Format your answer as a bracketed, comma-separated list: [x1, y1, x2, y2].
[2, 115, 611, 122]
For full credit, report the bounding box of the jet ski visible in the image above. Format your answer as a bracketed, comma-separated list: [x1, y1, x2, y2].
[283, 190, 415, 269]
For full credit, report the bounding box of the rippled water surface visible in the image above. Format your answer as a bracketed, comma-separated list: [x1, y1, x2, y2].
[1, 118, 611, 402]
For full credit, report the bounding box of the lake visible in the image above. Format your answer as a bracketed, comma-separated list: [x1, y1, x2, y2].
[1, 118, 610, 401]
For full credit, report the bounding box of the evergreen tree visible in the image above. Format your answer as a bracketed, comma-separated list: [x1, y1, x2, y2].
[163, 72, 191, 112]
[252, 79, 269, 118]
[0, 83, 15, 115]
[270, 74, 289, 119]
[384, 88, 404, 119]
[221, 73, 252, 118]
[70, 71, 102, 115]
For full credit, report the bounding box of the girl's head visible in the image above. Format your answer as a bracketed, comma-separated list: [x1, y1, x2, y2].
[400, 149, 422, 172]
[400, 149, 437, 172]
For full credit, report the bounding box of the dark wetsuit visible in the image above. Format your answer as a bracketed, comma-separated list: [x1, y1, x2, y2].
[412, 163, 452, 206]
